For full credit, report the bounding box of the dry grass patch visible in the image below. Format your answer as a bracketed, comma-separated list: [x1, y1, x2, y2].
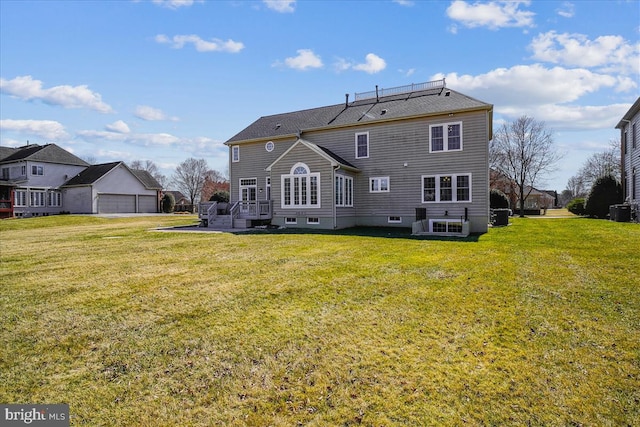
[1, 215, 638, 425]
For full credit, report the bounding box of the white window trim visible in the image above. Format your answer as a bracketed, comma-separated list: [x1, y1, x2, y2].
[388, 216, 402, 224]
[421, 173, 472, 203]
[370, 177, 390, 193]
[429, 219, 466, 234]
[232, 146, 240, 162]
[355, 132, 370, 159]
[285, 217, 297, 224]
[307, 217, 320, 224]
[30, 189, 46, 207]
[335, 175, 354, 207]
[31, 165, 44, 176]
[429, 122, 463, 153]
[281, 163, 320, 209]
[48, 190, 62, 207]
[14, 189, 27, 207]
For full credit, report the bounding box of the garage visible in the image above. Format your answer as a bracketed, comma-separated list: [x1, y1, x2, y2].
[98, 194, 136, 213]
[138, 195, 158, 213]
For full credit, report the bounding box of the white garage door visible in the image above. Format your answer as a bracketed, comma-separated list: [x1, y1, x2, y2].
[138, 195, 158, 213]
[98, 194, 136, 213]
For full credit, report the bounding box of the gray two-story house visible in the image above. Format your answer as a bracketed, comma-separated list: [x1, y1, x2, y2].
[215, 80, 493, 235]
[616, 96, 640, 221]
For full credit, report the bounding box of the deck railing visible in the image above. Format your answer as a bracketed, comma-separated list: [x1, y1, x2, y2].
[201, 200, 272, 221]
[354, 79, 445, 101]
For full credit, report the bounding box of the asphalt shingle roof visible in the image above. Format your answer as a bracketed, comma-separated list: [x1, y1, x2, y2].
[0, 144, 89, 166]
[132, 169, 162, 190]
[63, 162, 120, 186]
[226, 86, 492, 143]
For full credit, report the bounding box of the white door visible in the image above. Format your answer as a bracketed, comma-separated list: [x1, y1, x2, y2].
[239, 178, 257, 213]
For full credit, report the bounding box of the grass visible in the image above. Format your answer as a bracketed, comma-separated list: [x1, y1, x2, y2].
[1, 214, 638, 426]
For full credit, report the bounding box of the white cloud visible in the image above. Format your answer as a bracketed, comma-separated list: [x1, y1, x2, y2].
[77, 129, 180, 147]
[155, 34, 244, 53]
[393, 0, 415, 6]
[152, 0, 202, 9]
[529, 31, 640, 74]
[0, 119, 69, 140]
[282, 49, 323, 70]
[433, 64, 637, 130]
[335, 53, 387, 74]
[0, 75, 113, 113]
[134, 105, 179, 122]
[556, 2, 575, 18]
[105, 120, 131, 134]
[446, 0, 535, 30]
[263, 0, 296, 13]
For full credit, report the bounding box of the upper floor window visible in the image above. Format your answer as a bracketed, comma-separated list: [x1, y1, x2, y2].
[430, 122, 462, 152]
[355, 132, 369, 159]
[31, 165, 44, 176]
[633, 123, 637, 149]
[422, 173, 471, 203]
[1, 168, 8, 180]
[232, 146, 240, 162]
[370, 177, 389, 193]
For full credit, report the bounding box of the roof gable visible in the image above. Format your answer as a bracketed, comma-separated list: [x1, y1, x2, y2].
[266, 139, 359, 172]
[227, 81, 493, 144]
[63, 162, 121, 186]
[0, 144, 89, 166]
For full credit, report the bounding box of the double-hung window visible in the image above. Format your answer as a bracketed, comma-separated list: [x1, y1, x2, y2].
[31, 165, 44, 176]
[422, 174, 471, 203]
[30, 190, 46, 207]
[48, 190, 62, 207]
[282, 163, 320, 208]
[232, 146, 240, 162]
[14, 189, 27, 207]
[355, 132, 369, 159]
[370, 177, 389, 193]
[335, 175, 353, 207]
[430, 122, 462, 152]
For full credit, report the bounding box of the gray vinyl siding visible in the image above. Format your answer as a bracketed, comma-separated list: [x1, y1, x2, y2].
[269, 142, 334, 220]
[229, 109, 490, 233]
[229, 138, 296, 202]
[301, 110, 489, 233]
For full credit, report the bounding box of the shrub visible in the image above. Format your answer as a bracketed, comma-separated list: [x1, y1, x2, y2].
[567, 198, 586, 216]
[584, 175, 623, 219]
[209, 191, 230, 203]
[161, 193, 175, 213]
[490, 189, 510, 209]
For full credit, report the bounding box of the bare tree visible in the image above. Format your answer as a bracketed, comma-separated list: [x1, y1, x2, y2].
[129, 159, 167, 188]
[564, 139, 620, 202]
[491, 116, 563, 217]
[170, 158, 210, 207]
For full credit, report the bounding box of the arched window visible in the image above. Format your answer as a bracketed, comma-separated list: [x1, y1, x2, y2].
[282, 163, 320, 208]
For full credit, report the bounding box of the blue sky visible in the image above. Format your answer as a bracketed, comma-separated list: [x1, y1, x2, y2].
[1, 0, 638, 191]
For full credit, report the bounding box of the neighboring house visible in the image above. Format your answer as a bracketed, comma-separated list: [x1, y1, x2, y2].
[165, 191, 189, 206]
[0, 143, 89, 218]
[0, 143, 162, 217]
[62, 162, 161, 214]
[490, 169, 556, 212]
[217, 80, 493, 235]
[616, 96, 640, 219]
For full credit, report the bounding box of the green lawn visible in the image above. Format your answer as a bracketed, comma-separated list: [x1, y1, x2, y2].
[1, 215, 638, 426]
